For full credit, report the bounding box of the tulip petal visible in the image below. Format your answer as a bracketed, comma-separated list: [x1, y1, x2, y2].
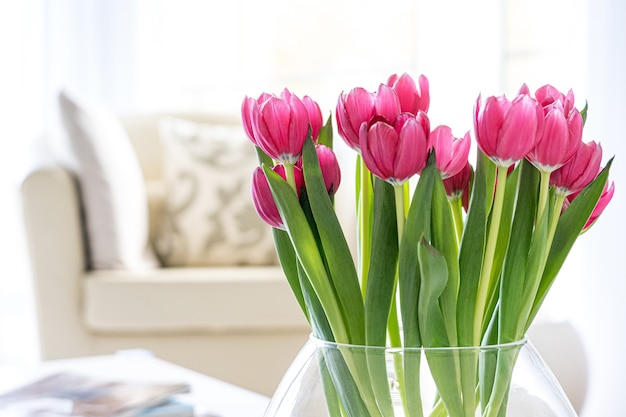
[396, 117, 428, 180]
[375, 84, 401, 123]
[498, 95, 542, 162]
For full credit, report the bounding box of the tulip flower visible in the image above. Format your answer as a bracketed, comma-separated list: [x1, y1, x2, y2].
[550, 140, 603, 196]
[535, 85, 576, 115]
[297, 144, 341, 195]
[251, 165, 304, 229]
[527, 85, 583, 172]
[241, 92, 272, 145]
[336, 84, 401, 151]
[428, 125, 471, 179]
[474, 90, 544, 167]
[359, 112, 430, 185]
[443, 160, 473, 241]
[386, 73, 430, 115]
[581, 180, 615, 230]
[443, 161, 472, 205]
[242, 89, 322, 164]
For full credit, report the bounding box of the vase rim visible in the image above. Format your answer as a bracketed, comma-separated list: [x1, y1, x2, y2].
[309, 334, 528, 352]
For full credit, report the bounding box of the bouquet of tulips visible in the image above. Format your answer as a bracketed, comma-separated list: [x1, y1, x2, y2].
[241, 73, 614, 417]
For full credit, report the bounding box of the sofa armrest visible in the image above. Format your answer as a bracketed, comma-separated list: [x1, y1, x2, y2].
[21, 165, 91, 358]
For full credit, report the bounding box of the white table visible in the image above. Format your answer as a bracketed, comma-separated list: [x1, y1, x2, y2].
[0, 350, 270, 417]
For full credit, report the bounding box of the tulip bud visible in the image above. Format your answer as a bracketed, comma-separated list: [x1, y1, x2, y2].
[535, 85, 576, 115]
[359, 112, 430, 185]
[386, 73, 430, 115]
[296, 144, 342, 195]
[474, 90, 544, 167]
[336, 87, 376, 150]
[550, 141, 603, 196]
[251, 165, 304, 229]
[241, 92, 272, 146]
[428, 125, 471, 179]
[527, 85, 583, 172]
[336, 84, 401, 151]
[443, 161, 473, 211]
[242, 89, 322, 164]
[582, 180, 614, 230]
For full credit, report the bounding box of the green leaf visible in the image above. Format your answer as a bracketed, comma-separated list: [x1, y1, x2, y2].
[526, 158, 613, 327]
[398, 153, 438, 347]
[321, 347, 379, 417]
[255, 146, 274, 167]
[273, 228, 309, 322]
[301, 138, 365, 344]
[417, 238, 449, 348]
[497, 161, 540, 342]
[263, 165, 350, 342]
[298, 262, 333, 341]
[457, 152, 492, 345]
[431, 172, 460, 347]
[364, 178, 398, 347]
[580, 101, 589, 126]
[417, 239, 464, 417]
[318, 114, 334, 148]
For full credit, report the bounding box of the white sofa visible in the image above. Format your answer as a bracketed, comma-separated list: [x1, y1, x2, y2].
[21, 112, 311, 397]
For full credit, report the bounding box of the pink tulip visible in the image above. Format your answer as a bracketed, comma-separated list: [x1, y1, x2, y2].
[336, 87, 375, 150]
[296, 144, 342, 195]
[563, 179, 614, 231]
[359, 112, 430, 185]
[242, 89, 322, 163]
[474, 89, 544, 167]
[443, 161, 473, 211]
[301, 94, 324, 140]
[550, 141, 603, 196]
[527, 85, 583, 172]
[428, 125, 471, 179]
[336, 84, 401, 151]
[535, 85, 576, 115]
[242, 92, 272, 145]
[251, 165, 304, 229]
[386, 73, 430, 115]
[582, 180, 614, 230]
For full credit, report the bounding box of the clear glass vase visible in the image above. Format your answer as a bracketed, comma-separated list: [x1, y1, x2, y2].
[264, 336, 578, 417]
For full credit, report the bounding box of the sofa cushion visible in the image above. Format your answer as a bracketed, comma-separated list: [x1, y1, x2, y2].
[83, 267, 307, 333]
[154, 117, 277, 267]
[58, 91, 158, 270]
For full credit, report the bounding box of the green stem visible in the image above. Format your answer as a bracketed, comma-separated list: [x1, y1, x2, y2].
[394, 185, 406, 244]
[390, 184, 408, 414]
[473, 166, 508, 345]
[359, 159, 373, 298]
[546, 193, 566, 255]
[450, 197, 464, 244]
[284, 162, 297, 192]
[536, 170, 551, 227]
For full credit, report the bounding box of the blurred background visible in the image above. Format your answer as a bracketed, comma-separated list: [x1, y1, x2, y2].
[0, 0, 624, 415]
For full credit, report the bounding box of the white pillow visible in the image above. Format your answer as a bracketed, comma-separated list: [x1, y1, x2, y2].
[58, 91, 158, 270]
[155, 117, 277, 267]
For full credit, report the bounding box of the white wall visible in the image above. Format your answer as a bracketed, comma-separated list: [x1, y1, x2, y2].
[573, 0, 626, 415]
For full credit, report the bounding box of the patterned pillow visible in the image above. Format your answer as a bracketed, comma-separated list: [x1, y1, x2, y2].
[155, 117, 277, 267]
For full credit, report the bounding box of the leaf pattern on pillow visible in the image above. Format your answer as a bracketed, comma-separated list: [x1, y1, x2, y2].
[155, 117, 277, 267]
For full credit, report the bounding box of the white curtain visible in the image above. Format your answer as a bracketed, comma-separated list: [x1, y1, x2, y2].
[0, 0, 44, 365]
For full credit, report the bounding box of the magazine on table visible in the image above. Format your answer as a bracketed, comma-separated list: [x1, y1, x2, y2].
[0, 372, 192, 416]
